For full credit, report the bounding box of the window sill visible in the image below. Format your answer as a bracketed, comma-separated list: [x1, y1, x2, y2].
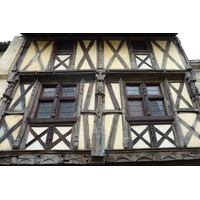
[126, 116, 174, 125]
[28, 117, 77, 126]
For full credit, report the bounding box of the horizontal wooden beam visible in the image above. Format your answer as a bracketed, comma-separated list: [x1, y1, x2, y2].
[18, 71, 96, 83]
[105, 70, 188, 82]
[27, 117, 77, 126]
[126, 116, 174, 125]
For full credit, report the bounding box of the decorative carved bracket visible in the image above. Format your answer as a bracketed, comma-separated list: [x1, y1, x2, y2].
[91, 70, 106, 156]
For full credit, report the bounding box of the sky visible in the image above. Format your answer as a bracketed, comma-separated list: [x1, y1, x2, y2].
[0, 1, 199, 60]
[0, 32, 199, 60]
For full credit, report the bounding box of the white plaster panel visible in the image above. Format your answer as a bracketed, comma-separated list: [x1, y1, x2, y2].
[52, 127, 71, 150]
[131, 125, 150, 148]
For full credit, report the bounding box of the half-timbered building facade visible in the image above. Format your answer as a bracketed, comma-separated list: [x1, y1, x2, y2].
[0, 33, 200, 165]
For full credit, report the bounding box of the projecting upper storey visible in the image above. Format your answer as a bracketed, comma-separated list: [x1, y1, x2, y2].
[15, 33, 189, 72]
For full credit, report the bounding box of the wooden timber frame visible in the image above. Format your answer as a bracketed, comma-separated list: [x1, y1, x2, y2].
[1, 33, 200, 165]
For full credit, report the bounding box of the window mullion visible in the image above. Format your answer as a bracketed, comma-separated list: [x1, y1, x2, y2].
[141, 83, 151, 116]
[149, 124, 158, 147]
[44, 125, 55, 150]
[52, 84, 62, 118]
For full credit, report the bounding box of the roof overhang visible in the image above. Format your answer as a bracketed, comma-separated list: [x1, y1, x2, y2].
[21, 33, 177, 38]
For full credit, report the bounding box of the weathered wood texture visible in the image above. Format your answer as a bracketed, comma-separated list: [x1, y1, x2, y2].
[1, 35, 200, 162]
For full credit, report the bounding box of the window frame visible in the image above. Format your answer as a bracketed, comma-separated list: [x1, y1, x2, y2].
[28, 83, 78, 126]
[125, 82, 174, 125]
[36, 84, 77, 119]
[128, 39, 158, 69]
[50, 40, 76, 70]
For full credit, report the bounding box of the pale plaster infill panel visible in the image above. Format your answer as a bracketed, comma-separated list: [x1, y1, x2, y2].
[0, 36, 25, 74]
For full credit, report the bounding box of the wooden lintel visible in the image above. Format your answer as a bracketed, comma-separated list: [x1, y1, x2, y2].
[126, 116, 174, 125]
[27, 117, 77, 126]
[18, 71, 96, 83]
[105, 70, 188, 82]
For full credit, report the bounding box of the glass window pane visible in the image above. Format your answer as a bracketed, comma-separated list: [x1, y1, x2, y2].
[59, 102, 74, 118]
[132, 42, 146, 50]
[126, 86, 140, 95]
[129, 101, 144, 116]
[42, 88, 56, 97]
[59, 42, 72, 51]
[38, 103, 53, 118]
[62, 87, 76, 97]
[146, 86, 160, 95]
[150, 101, 165, 116]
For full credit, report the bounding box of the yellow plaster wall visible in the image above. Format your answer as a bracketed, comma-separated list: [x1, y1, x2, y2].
[40, 41, 53, 68]
[9, 84, 33, 110]
[20, 42, 37, 70]
[151, 41, 166, 69]
[0, 115, 23, 150]
[170, 83, 193, 108]
[20, 41, 53, 71]
[78, 115, 94, 149]
[105, 83, 121, 110]
[179, 84, 193, 108]
[113, 115, 123, 149]
[25, 85, 34, 108]
[104, 40, 130, 69]
[105, 114, 124, 149]
[167, 42, 184, 69]
[82, 83, 95, 110]
[151, 40, 185, 70]
[75, 40, 97, 70]
[0, 139, 12, 150]
[78, 115, 85, 149]
[178, 113, 200, 147]
[105, 85, 114, 110]
[166, 58, 180, 70]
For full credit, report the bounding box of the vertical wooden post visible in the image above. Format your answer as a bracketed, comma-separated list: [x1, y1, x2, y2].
[119, 79, 132, 149]
[45, 125, 54, 150]
[141, 83, 151, 116]
[71, 79, 85, 150]
[149, 124, 158, 147]
[52, 84, 61, 118]
[14, 80, 42, 149]
[91, 70, 105, 156]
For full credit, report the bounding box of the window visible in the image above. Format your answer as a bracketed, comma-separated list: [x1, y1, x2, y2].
[125, 82, 175, 148]
[36, 84, 76, 119]
[131, 41, 156, 69]
[126, 83, 167, 119]
[58, 41, 73, 51]
[132, 41, 147, 50]
[52, 40, 75, 70]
